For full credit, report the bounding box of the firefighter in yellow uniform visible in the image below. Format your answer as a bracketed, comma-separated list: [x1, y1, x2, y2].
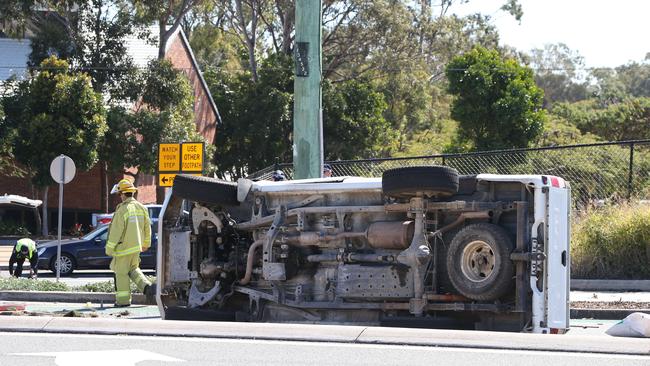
[106, 179, 154, 307]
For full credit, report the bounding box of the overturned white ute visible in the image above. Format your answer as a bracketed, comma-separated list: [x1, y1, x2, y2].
[156, 166, 570, 333]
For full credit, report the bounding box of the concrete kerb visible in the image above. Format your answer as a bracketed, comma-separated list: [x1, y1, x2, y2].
[0, 317, 649, 356]
[0, 291, 147, 304]
[571, 308, 650, 319]
[571, 280, 650, 291]
[2, 280, 649, 304]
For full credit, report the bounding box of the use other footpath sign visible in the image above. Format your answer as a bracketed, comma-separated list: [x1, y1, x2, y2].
[181, 142, 203, 172]
[158, 142, 204, 187]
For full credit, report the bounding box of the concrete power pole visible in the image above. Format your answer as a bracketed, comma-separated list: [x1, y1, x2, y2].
[293, 0, 323, 179]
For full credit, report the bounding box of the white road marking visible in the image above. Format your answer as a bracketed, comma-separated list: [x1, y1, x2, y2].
[11, 349, 185, 366]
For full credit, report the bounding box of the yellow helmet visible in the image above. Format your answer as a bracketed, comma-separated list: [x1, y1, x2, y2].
[110, 179, 137, 194]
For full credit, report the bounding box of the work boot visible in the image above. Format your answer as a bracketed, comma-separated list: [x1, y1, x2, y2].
[143, 284, 156, 304]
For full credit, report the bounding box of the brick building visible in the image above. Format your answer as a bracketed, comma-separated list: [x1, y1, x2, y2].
[0, 27, 220, 234]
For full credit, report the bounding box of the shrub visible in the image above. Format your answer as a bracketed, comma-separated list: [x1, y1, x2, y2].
[0, 277, 69, 291]
[0, 276, 155, 293]
[0, 220, 31, 236]
[572, 203, 650, 279]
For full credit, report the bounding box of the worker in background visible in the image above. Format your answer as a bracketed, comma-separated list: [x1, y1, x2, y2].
[272, 170, 286, 181]
[9, 238, 38, 279]
[323, 164, 333, 178]
[106, 179, 155, 307]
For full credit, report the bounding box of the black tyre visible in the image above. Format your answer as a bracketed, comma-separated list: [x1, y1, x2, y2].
[382, 166, 459, 198]
[173, 174, 239, 206]
[446, 223, 514, 301]
[50, 253, 75, 276]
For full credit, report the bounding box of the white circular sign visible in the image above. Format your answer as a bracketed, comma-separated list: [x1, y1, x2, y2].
[49, 155, 76, 184]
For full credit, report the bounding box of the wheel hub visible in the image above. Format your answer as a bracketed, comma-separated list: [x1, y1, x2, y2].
[460, 240, 495, 282]
[55, 256, 72, 274]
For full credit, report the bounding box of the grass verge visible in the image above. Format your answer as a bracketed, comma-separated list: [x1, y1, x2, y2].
[0, 276, 156, 294]
[572, 202, 650, 279]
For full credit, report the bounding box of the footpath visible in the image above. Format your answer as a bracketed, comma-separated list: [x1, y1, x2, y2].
[0, 284, 648, 351]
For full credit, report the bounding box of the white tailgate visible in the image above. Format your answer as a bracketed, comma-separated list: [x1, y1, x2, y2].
[546, 187, 571, 330]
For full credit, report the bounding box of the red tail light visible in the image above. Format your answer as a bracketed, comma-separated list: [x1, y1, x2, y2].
[550, 177, 560, 187]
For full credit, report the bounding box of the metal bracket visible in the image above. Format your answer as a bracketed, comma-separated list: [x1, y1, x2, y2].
[188, 280, 221, 308]
[191, 204, 223, 235]
[262, 206, 287, 280]
[510, 251, 546, 262]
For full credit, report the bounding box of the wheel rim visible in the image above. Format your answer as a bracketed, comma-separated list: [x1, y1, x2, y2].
[460, 240, 495, 282]
[55, 256, 73, 274]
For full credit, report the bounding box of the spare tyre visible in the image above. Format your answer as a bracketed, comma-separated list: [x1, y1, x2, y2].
[173, 174, 239, 206]
[382, 166, 459, 198]
[446, 223, 514, 301]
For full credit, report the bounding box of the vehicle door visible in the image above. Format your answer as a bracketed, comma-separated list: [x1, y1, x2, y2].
[139, 224, 157, 269]
[76, 226, 111, 268]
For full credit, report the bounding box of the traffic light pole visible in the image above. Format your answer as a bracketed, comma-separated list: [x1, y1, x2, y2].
[293, 0, 323, 179]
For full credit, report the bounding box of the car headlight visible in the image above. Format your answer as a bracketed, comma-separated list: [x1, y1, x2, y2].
[37, 247, 46, 257]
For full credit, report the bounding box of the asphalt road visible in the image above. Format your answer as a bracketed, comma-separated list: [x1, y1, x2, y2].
[1, 332, 649, 366]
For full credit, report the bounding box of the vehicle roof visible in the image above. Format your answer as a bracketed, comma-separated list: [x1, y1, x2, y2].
[0, 194, 42, 208]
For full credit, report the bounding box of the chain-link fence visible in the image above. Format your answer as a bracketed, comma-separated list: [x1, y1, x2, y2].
[248, 140, 650, 208]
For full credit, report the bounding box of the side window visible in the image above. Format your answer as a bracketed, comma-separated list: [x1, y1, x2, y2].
[99, 230, 108, 242]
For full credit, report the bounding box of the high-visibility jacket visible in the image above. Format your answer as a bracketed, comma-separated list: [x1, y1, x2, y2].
[106, 197, 151, 257]
[16, 238, 36, 259]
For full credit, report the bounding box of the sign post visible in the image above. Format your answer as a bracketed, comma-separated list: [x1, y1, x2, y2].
[157, 142, 204, 186]
[49, 155, 76, 282]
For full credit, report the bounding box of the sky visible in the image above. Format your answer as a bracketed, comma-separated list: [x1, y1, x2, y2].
[449, 0, 650, 68]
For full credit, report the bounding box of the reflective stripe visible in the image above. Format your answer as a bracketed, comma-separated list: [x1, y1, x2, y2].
[106, 241, 118, 249]
[113, 246, 141, 256]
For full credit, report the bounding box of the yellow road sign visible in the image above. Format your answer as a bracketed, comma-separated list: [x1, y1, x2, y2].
[158, 173, 177, 187]
[159, 143, 180, 172]
[158, 173, 201, 187]
[181, 142, 204, 172]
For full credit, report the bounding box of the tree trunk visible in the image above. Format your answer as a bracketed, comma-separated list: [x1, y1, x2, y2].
[30, 183, 42, 236]
[41, 186, 49, 237]
[248, 41, 258, 82]
[33, 207, 41, 237]
[158, 21, 168, 60]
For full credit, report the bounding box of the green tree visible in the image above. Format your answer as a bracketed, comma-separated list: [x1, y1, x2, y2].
[1, 57, 107, 235]
[445, 46, 546, 151]
[129, 0, 208, 59]
[100, 59, 213, 184]
[591, 61, 650, 104]
[527, 43, 589, 107]
[552, 97, 650, 142]
[323, 78, 395, 160]
[0, 0, 36, 36]
[207, 53, 395, 177]
[24, 0, 144, 212]
[208, 54, 294, 178]
[0, 103, 18, 175]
